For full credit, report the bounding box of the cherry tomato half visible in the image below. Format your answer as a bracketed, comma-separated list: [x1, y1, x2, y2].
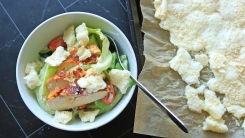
[102, 82, 116, 104]
[49, 36, 67, 52]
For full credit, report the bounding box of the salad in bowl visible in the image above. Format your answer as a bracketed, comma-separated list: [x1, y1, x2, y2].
[16, 12, 137, 131]
[23, 23, 134, 124]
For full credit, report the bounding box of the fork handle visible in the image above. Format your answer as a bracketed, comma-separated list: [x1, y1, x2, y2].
[130, 75, 188, 133]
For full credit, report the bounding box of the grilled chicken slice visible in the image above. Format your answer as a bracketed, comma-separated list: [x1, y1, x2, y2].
[86, 44, 101, 55]
[56, 46, 79, 73]
[56, 45, 101, 73]
[46, 71, 71, 92]
[72, 66, 86, 79]
[47, 86, 108, 110]
[56, 56, 80, 73]
[46, 66, 85, 92]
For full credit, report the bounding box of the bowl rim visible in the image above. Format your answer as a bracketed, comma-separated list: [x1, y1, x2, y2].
[16, 12, 137, 131]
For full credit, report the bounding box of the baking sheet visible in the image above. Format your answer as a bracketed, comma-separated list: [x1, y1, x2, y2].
[133, 0, 244, 137]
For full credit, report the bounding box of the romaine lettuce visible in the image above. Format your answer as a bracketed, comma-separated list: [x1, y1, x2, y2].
[88, 28, 112, 73]
[35, 63, 57, 114]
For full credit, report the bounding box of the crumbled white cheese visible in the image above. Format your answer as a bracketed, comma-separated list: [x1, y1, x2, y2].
[203, 116, 228, 133]
[196, 84, 206, 95]
[63, 25, 76, 50]
[54, 110, 72, 124]
[185, 85, 204, 113]
[24, 64, 41, 89]
[25, 60, 43, 74]
[75, 23, 89, 47]
[207, 77, 245, 109]
[79, 109, 99, 123]
[224, 66, 239, 80]
[209, 52, 226, 69]
[206, 78, 221, 93]
[203, 89, 226, 119]
[76, 46, 91, 61]
[109, 69, 131, 94]
[154, 0, 167, 20]
[195, 54, 209, 67]
[77, 74, 106, 93]
[219, 0, 245, 26]
[169, 48, 203, 85]
[153, 0, 245, 134]
[226, 105, 245, 119]
[45, 46, 70, 66]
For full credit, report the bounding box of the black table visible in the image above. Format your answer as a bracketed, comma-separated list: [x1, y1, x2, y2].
[0, 0, 154, 137]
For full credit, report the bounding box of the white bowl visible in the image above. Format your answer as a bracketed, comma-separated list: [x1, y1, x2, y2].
[16, 12, 137, 131]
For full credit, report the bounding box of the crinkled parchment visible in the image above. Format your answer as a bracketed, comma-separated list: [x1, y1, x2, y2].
[133, 0, 244, 137]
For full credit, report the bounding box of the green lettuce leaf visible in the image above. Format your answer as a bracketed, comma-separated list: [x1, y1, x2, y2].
[35, 63, 57, 114]
[88, 28, 112, 73]
[87, 87, 123, 115]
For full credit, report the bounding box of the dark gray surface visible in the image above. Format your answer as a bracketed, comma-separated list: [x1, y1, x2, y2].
[0, 0, 154, 137]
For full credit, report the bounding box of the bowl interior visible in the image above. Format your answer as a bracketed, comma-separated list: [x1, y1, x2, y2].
[16, 12, 137, 131]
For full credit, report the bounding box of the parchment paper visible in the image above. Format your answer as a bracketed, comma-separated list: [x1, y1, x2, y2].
[133, 0, 244, 137]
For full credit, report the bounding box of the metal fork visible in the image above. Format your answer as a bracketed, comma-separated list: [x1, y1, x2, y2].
[105, 34, 188, 133]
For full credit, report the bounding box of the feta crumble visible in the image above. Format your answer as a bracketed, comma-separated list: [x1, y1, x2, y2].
[54, 110, 72, 124]
[45, 46, 70, 66]
[226, 105, 245, 119]
[109, 69, 131, 94]
[153, 0, 245, 134]
[24, 65, 41, 89]
[24, 60, 43, 89]
[169, 48, 203, 85]
[75, 23, 89, 47]
[203, 89, 226, 119]
[206, 78, 221, 93]
[25, 60, 43, 74]
[203, 116, 228, 133]
[63, 25, 76, 51]
[79, 109, 99, 123]
[76, 46, 91, 61]
[154, 0, 167, 20]
[195, 54, 209, 67]
[184, 85, 204, 113]
[77, 74, 106, 93]
[209, 52, 226, 69]
[196, 84, 206, 95]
